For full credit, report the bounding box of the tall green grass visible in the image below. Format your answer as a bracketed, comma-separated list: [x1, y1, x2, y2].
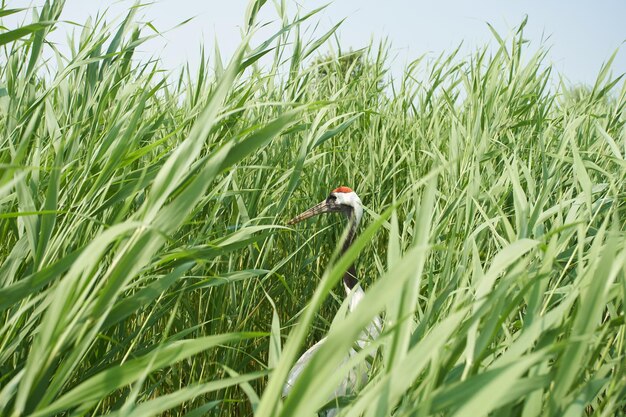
[1, 1, 625, 416]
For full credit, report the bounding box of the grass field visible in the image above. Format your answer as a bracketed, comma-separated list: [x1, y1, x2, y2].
[1, 1, 625, 416]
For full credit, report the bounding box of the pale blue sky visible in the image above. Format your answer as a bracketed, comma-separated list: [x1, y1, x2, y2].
[8, 0, 626, 85]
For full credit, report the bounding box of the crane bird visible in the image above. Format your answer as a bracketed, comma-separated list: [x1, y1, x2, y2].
[282, 186, 382, 414]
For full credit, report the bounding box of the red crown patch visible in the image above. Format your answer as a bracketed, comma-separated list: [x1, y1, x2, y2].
[332, 186, 353, 194]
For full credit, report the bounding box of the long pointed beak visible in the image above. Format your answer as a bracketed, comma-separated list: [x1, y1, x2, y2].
[287, 200, 333, 225]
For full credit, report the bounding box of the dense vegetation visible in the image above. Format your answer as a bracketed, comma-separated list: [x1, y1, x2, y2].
[1, 1, 625, 416]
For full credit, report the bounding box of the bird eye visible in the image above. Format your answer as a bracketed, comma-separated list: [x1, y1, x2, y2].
[327, 194, 337, 201]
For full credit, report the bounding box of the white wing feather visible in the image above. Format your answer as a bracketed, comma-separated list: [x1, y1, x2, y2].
[282, 284, 382, 412]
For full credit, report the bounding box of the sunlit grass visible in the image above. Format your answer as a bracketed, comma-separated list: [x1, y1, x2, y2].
[0, 1, 625, 416]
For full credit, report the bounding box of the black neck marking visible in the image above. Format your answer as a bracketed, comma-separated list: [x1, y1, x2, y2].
[342, 207, 360, 290]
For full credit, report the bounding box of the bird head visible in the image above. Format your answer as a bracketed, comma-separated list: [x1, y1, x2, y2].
[287, 186, 363, 225]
